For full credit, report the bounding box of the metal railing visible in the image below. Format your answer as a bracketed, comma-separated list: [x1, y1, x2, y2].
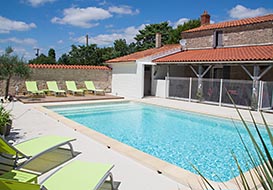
[167, 77, 273, 111]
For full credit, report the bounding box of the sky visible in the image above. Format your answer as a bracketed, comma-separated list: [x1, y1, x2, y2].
[0, 0, 273, 61]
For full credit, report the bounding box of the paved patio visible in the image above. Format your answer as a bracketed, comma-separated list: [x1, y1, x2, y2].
[4, 99, 190, 190]
[3, 97, 272, 190]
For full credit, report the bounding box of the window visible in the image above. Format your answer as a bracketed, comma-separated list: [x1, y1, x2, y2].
[213, 30, 223, 48]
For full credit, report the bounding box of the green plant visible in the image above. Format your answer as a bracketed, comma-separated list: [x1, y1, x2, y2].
[0, 106, 12, 136]
[196, 88, 203, 102]
[0, 47, 30, 98]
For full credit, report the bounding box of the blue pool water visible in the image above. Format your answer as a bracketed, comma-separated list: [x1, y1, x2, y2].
[47, 101, 272, 182]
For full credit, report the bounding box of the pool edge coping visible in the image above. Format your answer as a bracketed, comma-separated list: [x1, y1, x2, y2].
[34, 99, 264, 190]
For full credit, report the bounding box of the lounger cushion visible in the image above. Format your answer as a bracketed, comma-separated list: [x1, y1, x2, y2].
[15, 136, 75, 157]
[42, 161, 114, 190]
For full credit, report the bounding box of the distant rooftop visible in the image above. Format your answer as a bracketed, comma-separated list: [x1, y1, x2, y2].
[184, 14, 273, 33]
[29, 64, 111, 70]
[106, 44, 181, 63]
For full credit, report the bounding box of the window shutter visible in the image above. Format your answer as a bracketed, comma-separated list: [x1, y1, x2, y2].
[217, 31, 223, 47]
[213, 31, 217, 48]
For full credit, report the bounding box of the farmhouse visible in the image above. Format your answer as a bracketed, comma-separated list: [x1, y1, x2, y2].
[107, 12, 273, 110]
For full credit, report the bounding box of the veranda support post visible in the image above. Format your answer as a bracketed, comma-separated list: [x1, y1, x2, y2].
[219, 79, 223, 107]
[189, 78, 192, 102]
[257, 80, 263, 111]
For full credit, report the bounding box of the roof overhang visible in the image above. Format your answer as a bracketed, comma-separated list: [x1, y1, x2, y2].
[107, 61, 136, 65]
[153, 45, 273, 65]
[156, 60, 273, 65]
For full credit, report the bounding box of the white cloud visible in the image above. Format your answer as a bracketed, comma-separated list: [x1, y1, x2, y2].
[72, 24, 145, 46]
[26, 0, 56, 7]
[0, 37, 37, 45]
[14, 47, 36, 61]
[68, 32, 75, 36]
[108, 5, 139, 15]
[57, 40, 64, 44]
[229, 5, 273, 19]
[105, 24, 114, 28]
[172, 18, 190, 28]
[92, 25, 145, 45]
[51, 7, 112, 28]
[0, 16, 36, 34]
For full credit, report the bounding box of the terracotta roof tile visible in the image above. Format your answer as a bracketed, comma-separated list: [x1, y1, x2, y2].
[28, 64, 111, 70]
[106, 44, 181, 63]
[184, 14, 273, 33]
[154, 45, 273, 63]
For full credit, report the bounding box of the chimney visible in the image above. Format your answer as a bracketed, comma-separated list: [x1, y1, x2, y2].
[155, 33, 162, 48]
[201, 11, 210, 26]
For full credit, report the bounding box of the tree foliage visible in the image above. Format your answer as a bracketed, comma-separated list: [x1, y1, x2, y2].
[134, 22, 172, 51]
[48, 48, 56, 63]
[57, 44, 104, 65]
[29, 48, 56, 64]
[0, 47, 30, 97]
[168, 19, 201, 44]
[56, 39, 136, 65]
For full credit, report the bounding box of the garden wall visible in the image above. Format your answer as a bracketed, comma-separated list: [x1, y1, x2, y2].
[0, 64, 112, 96]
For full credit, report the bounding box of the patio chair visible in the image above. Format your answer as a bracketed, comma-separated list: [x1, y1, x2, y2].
[84, 81, 105, 95]
[46, 81, 66, 96]
[65, 81, 84, 96]
[25, 81, 45, 97]
[0, 135, 76, 169]
[0, 160, 120, 190]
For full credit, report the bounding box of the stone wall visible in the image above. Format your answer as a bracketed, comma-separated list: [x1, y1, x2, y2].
[183, 21, 273, 49]
[0, 65, 112, 96]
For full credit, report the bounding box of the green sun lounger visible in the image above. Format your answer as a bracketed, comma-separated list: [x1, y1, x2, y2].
[65, 81, 84, 96]
[84, 81, 105, 95]
[0, 160, 119, 190]
[25, 81, 45, 96]
[46, 81, 66, 96]
[0, 135, 76, 169]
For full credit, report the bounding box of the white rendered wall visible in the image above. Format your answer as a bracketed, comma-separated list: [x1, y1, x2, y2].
[152, 79, 167, 98]
[110, 63, 144, 99]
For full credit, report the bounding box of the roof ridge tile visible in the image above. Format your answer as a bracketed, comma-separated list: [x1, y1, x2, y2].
[184, 14, 273, 33]
[28, 64, 111, 70]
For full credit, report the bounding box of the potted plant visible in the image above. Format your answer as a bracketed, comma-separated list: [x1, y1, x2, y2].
[0, 106, 12, 136]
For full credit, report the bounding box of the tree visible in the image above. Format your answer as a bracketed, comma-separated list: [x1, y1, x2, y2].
[113, 39, 129, 57]
[48, 48, 56, 63]
[134, 22, 172, 51]
[28, 53, 53, 64]
[128, 42, 137, 54]
[168, 19, 201, 44]
[0, 47, 30, 98]
[99, 47, 115, 62]
[57, 53, 70, 64]
[28, 48, 57, 64]
[63, 44, 105, 65]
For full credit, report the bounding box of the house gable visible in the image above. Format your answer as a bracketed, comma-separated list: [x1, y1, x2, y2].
[182, 14, 273, 49]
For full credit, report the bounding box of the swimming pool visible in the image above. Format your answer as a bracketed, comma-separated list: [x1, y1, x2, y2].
[47, 101, 272, 182]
